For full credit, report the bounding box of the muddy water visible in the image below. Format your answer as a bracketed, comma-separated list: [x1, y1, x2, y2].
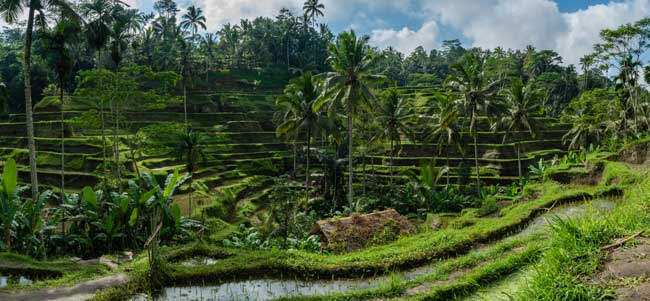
[138, 199, 617, 301]
[0, 276, 33, 288]
[178, 257, 219, 267]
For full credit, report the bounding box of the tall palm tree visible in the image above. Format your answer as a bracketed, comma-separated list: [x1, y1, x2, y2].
[81, 0, 115, 67]
[315, 30, 384, 209]
[373, 88, 414, 189]
[39, 17, 79, 204]
[425, 93, 464, 186]
[218, 23, 240, 68]
[446, 52, 500, 197]
[175, 128, 206, 216]
[180, 5, 206, 36]
[276, 72, 330, 191]
[1, 0, 78, 200]
[178, 35, 194, 129]
[302, 0, 324, 28]
[493, 78, 542, 180]
[615, 55, 641, 135]
[201, 33, 218, 81]
[563, 109, 606, 151]
[109, 10, 133, 68]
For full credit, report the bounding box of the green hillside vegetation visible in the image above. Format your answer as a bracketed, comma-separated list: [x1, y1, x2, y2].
[1, 0, 650, 300]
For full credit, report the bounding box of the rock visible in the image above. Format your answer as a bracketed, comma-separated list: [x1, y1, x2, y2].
[430, 216, 442, 231]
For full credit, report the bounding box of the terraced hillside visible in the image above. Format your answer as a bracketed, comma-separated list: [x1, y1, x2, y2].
[0, 91, 291, 218]
[0, 86, 571, 215]
[355, 87, 571, 187]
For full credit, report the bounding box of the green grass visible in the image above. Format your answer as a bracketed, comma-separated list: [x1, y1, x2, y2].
[517, 160, 646, 300]
[153, 182, 604, 284]
[0, 253, 110, 292]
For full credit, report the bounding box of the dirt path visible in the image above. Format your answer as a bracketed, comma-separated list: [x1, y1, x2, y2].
[593, 237, 650, 300]
[0, 274, 129, 301]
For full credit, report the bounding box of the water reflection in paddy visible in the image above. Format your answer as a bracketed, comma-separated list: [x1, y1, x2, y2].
[0, 276, 33, 288]
[138, 199, 617, 301]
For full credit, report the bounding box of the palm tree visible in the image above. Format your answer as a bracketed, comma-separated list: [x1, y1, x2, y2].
[373, 88, 414, 189]
[180, 6, 206, 36]
[446, 52, 500, 197]
[201, 33, 218, 81]
[81, 0, 115, 67]
[315, 30, 384, 209]
[1, 0, 78, 201]
[276, 72, 330, 191]
[302, 0, 324, 28]
[109, 10, 133, 68]
[563, 111, 606, 151]
[39, 17, 79, 205]
[175, 128, 206, 216]
[493, 78, 542, 180]
[218, 23, 240, 68]
[615, 55, 641, 135]
[178, 35, 194, 129]
[425, 93, 464, 186]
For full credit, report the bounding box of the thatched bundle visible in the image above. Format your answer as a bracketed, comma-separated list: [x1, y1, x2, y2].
[310, 209, 415, 253]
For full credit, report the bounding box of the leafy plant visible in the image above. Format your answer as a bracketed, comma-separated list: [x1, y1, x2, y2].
[528, 158, 549, 180]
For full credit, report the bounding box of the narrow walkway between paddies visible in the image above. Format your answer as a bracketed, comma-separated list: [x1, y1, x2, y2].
[0, 274, 128, 301]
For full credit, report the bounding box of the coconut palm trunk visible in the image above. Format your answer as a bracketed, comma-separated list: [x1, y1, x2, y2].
[389, 139, 394, 189]
[60, 80, 65, 200]
[100, 103, 108, 186]
[516, 142, 522, 180]
[24, 6, 39, 200]
[292, 134, 298, 180]
[183, 84, 188, 128]
[473, 133, 480, 196]
[472, 108, 481, 198]
[446, 148, 451, 186]
[347, 113, 353, 209]
[305, 127, 311, 191]
[60, 80, 66, 239]
[362, 151, 366, 197]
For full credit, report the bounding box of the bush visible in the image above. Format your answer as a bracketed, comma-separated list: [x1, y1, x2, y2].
[476, 196, 499, 217]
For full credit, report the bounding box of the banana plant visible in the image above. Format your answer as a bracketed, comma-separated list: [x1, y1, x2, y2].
[15, 190, 59, 257]
[0, 159, 22, 251]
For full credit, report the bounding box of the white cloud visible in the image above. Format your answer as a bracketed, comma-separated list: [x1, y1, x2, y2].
[369, 21, 439, 54]
[423, 0, 650, 66]
[193, 0, 300, 30]
[425, 0, 567, 50]
[557, 0, 650, 65]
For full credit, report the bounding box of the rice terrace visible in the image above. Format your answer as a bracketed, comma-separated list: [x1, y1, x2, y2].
[2, 0, 650, 300]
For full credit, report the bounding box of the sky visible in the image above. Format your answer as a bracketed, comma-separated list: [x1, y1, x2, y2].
[3, 0, 650, 66]
[158, 0, 650, 65]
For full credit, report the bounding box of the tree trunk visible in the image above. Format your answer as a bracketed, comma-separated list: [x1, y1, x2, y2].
[362, 151, 366, 197]
[128, 139, 142, 185]
[389, 139, 394, 190]
[473, 133, 480, 198]
[60, 81, 65, 200]
[4, 227, 10, 252]
[347, 113, 353, 209]
[60, 81, 66, 240]
[446, 148, 450, 187]
[113, 93, 121, 190]
[292, 134, 297, 180]
[24, 6, 38, 200]
[516, 142, 522, 180]
[305, 128, 311, 190]
[188, 174, 193, 216]
[100, 104, 108, 186]
[183, 84, 188, 128]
